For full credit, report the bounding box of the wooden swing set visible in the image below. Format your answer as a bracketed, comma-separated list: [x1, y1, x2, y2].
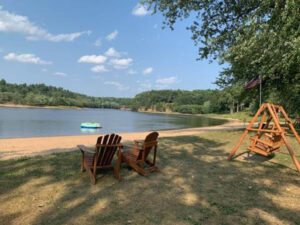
[228, 103, 300, 173]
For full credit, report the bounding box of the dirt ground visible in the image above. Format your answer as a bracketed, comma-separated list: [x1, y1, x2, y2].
[0, 130, 299, 225]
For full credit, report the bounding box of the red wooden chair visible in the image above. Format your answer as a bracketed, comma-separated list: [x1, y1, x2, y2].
[121, 132, 159, 176]
[78, 133, 122, 184]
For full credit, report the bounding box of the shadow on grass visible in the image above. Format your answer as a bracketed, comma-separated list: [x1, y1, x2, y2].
[0, 132, 299, 225]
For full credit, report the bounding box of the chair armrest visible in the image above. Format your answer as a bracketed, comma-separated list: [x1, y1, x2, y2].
[77, 145, 95, 154]
[121, 144, 142, 152]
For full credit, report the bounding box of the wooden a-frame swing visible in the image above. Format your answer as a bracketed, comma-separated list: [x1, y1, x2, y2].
[228, 103, 300, 173]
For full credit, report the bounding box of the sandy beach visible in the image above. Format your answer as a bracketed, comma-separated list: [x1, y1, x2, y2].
[0, 103, 85, 110]
[0, 120, 246, 160]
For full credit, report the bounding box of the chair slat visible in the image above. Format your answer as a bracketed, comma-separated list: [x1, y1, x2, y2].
[100, 134, 115, 166]
[106, 135, 122, 165]
[103, 134, 117, 165]
[98, 134, 110, 166]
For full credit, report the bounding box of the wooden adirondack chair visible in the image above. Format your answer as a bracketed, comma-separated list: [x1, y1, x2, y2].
[121, 131, 159, 176]
[78, 133, 122, 184]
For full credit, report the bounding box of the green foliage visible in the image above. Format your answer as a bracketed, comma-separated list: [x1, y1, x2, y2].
[0, 79, 297, 116]
[173, 105, 202, 114]
[0, 79, 132, 109]
[145, 0, 300, 115]
[201, 101, 211, 114]
[132, 89, 244, 114]
[155, 102, 166, 112]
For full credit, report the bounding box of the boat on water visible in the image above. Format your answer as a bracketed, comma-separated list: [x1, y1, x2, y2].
[80, 122, 101, 129]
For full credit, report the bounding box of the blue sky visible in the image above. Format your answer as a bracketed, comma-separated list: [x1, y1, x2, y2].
[0, 0, 223, 97]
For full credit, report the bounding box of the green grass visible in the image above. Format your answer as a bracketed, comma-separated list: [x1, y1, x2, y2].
[0, 131, 299, 225]
[206, 112, 254, 122]
[206, 111, 294, 125]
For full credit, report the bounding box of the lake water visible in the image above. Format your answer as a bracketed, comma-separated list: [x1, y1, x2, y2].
[0, 107, 227, 138]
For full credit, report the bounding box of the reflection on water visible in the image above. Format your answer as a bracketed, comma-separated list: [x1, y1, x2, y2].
[0, 107, 227, 138]
[80, 128, 102, 134]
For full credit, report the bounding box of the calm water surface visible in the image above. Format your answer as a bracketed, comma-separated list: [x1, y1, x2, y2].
[0, 107, 227, 138]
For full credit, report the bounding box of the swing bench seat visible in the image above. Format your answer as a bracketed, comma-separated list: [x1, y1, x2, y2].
[248, 134, 283, 156]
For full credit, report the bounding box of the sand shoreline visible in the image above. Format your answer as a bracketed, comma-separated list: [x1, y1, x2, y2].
[0, 104, 235, 120]
[0, 120, 246, 160]
[0, 103, 85, 110]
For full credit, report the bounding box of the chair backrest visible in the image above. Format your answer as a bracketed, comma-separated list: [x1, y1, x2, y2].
[95, 133, 122, 167]
[269, 133, 283, 147]
[137, 132, 159, 160]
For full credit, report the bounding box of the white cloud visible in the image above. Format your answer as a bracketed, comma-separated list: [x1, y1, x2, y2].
[78, 55, 107, 64]
[128, 69, 137, 75]
[53, 72, 67, 77]
[105, 47, 121, 57]
[94, 38, 102, 47]
[104, 81, 129, 91]
[91, 65, 108, 73]
[132, 4, 150, 16]
[41, 68, 47, 72]
[27, 31, 91, 42]
[106, 30, 118, 41]
[4, 53, 52, 65]
[0, 5, 90, 42]
[109, 58, 133, 69]
[142, 67, 153, 75]
[156, 76, 179, 85]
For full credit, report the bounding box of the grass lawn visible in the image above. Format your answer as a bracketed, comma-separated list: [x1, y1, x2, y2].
[0, 130, 299, 225]
[206, 112, 254, 122]
[206, 112, 298, 125]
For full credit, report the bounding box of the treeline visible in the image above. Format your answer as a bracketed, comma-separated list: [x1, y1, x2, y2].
[0, 79, 131, 109]
[131, 89, 248, 114]
[132, 88, 299, 116]
[0, 79, 298, 116]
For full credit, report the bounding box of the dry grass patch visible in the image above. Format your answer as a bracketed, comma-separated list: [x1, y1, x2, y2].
[0, 130, 299, 225]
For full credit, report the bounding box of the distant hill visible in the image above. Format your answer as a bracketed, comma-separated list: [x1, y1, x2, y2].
[0, 79, 132, 109]
[131, 89, 237, 114]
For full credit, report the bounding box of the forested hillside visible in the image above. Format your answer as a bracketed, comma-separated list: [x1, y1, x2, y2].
[132, 89, 249, 114]
[0, 79, 131, 109]
[0, 79, 298, 116]
[0, 79, 247, 113]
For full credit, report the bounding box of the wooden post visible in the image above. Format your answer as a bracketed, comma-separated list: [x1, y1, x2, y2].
[279, 106, 300, 144]
[228, 104, 266, 160]
[258, 112, 267, 137]
[267, 104, 300, 173]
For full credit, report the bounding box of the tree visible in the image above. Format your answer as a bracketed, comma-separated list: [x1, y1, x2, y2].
[145, 0, 300, 114]
[0, 79, 132, 109]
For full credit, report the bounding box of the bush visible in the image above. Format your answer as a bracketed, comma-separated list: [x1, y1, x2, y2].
[173, 105, 202, 114]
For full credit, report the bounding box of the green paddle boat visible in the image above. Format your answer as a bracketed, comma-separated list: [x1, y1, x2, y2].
[80, 122, 101, 129]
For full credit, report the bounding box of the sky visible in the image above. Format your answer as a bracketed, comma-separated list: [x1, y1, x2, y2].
[0, 0, 224, 97]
